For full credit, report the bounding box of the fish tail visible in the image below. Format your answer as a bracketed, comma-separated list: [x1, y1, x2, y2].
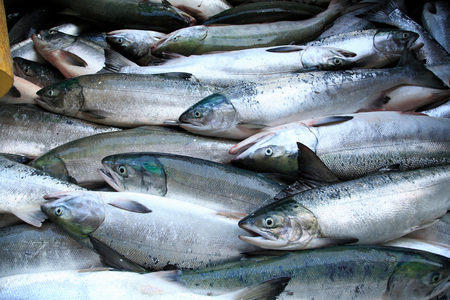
[400, 49, 449, 90]
[357, 0, 407, 25]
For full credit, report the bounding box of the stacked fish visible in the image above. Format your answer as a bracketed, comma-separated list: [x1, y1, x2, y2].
[2, 0, 450, 298]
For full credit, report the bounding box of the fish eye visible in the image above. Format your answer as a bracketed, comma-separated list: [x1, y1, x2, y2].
[264, 147, 273, 157]
[402, 32, 409, 39]
[193, 110, 202, 118]
[116, 38, 124, 44]
[46, 89, 54, 96]
[265, 216, 275, 228]
[55, 207, 63, 216]
[118, 165, 127, 175]
[334, 58, 342, 65]
[172, 36, 179, 42]
[23, 66, 30, 74]
[431, 273, 441, 283]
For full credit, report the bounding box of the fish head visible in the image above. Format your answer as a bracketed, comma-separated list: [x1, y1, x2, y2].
[35, 78, 84, 117]
[178, 94, 236, 137]
[13, 57, 40, 80]
[99, 154, 167, 196]
[41, 191, 105, 237]
[302, 47, 356, 70]
[373, 29, 419, 55]
[151, 26, 208, 57]
[31, 29, 77, 56]
[386, 251, 450, 300]
[30, 153, 75, 184]
[238, 198, 319, 250]
[231, 125, 317, 177]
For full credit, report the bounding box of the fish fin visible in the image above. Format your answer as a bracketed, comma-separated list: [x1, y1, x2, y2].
[266, 46, 306, 53]
[103, 48, 138, 73]
[216, 212, 248, 220]
[155, 72, 193, 80]
[274, 142, 340, 200]
[307, 237, 359, 248]
[416, 96, 450, 112]
[12, 207, 47, 227]
[398, 49, 449, 90]
[88, 236, 148, 273]
[108, 199, 152, 214]
[80, 110, 110, 119]
[353, 53, 395, 68]
[356, 0, 407, 25]
[306, 115, 353, 127]
[227, 277, 291, 300]
[261, 173, 300, 185]
[161, 51, 186, 59]
[411, 219, 440, 232]
[43, 190, 86, 201]
[58, 50, 88, 67]
[357, 92, 390, 112]
[151, 270, 182, 282]
[6, 85, 21, 97]
[175, 5, 206, 22]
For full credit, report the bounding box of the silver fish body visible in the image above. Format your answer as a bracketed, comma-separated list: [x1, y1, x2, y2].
[238, 165, 450, 250]
[30, 126, 236, 186]
[41, 191, 260, 270]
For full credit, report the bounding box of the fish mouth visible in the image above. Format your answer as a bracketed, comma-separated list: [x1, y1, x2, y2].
[97, 169, 125, 192]
[34, 96, 56, 110]
[238, 222, 288, 249]
[230, 132, 275, 156]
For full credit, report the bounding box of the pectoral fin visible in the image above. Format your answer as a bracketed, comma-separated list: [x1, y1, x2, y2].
[266, 46, 305, 53]
[88, 236, 147, 273]
[58, 50, 88, 67]
[227, 277, 291, 300]
[108, 199, 152, 213]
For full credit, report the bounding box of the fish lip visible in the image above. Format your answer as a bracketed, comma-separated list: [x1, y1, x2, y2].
[34, 96, 55, 109]
[239, 222, 278, 242]
[97, 168, 125, 192]
[230, 132, 276, 156]
[406, 33, 420, 49]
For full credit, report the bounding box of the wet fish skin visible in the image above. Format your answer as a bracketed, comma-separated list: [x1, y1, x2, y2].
[180, 245, 450, 300]
[306, 28, 419, 68]
[178, 51, 448, 140]
[422, 1, 450, 55]
[0, 103, 120, 158]
[41, 190, 260, 270]
[30, 126, 236, 186]
[238, 165, 450, 250]
[0, 222, 103, 278]
[13, 57, 65, 87]
[151, 0, 352, 56]
[230, 112, 450, 180]
[99, 152, 285, 213]
[0, 156, 85, 227]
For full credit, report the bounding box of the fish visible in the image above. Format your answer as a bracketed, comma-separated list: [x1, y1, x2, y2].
[382, 237, 450, 260]
[41, 190, 260, 270]
[238, 165, 450, 250]
[0, 222, 103, 277]
[202, 2, 325, 25]
[151, 0, 353, 56]
[0, 156, 85, 227]
[178, 50, 448, 140]
[229, 111, 450, 181]
[406, 212, 450, 246]
[106, 29, 166, 66]
[30, 126, 237, 187]
[0, 268, 289, 300]
[115, 45, 357, 88]
[422, 1, 450, 55]
[31, 29, 114, 78]
[13, 57, 65, 87]
[34, 72, 222, 127]
[48, 0, 196, 33]
[305, 28, 419, 68]
[179, 245, 450, 300]
[99, 152, 286, 213]
[0, 103, 120, 158]
[168, 0, 233, 22]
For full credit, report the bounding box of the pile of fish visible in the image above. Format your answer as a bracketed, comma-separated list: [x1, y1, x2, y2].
[2, 0, 450, 298]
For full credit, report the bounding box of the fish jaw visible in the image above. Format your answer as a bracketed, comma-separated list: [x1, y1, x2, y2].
[35, 80, 84, 117]
[178, 93, 237, 138]
[229, 132, 276, 155]
[98, 168, 125, 192]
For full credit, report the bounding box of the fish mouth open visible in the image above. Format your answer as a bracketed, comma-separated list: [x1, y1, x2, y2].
[238, 222, 287, 249]
[34, 96, 55, 109]
[97, 168, 125, 192]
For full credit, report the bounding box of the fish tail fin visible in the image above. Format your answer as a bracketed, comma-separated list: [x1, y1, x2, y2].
[101, 48, 138, 73]
[357, 0, 407, 25]
[400, 49, 449, 90]
[13, 207, 47, 227]
[226, 277, 291, 300]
